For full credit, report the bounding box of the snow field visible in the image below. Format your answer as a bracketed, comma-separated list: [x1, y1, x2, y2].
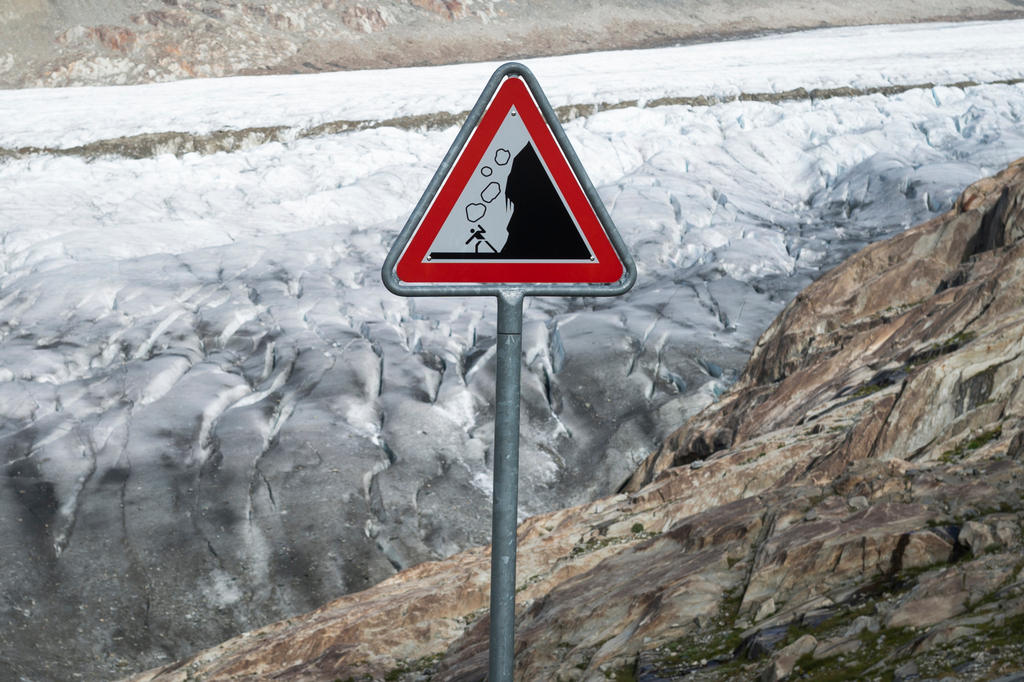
[1, 20, 1024, 681]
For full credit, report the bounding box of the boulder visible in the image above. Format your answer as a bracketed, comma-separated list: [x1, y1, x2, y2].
[760, 634, 817, 682]
[960, 520, 998, 554]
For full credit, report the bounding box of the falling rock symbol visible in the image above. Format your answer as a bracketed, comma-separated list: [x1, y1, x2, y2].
[481, 182, 501, 203]
[466, 203, 486, 222]
[481, 166, 493, 177]
[494, 148, 511, 165]
[498, 144, 591, 259]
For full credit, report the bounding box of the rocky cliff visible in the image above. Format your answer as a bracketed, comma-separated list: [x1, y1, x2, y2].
[128, 159, 1024, 680]
[4, 0, 1024, 88]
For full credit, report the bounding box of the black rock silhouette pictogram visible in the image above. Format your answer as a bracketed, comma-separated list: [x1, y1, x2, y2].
[499, 144, 590, 259]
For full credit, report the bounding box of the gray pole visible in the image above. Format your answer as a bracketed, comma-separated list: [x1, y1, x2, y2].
[489, 289, 524, 682]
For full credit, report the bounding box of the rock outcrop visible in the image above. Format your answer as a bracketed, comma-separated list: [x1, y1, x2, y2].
[3, 0, 1024, 88]
[127, 158, 1024, 680]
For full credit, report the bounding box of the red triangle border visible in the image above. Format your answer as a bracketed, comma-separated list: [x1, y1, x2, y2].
[394, 77, 625, 284]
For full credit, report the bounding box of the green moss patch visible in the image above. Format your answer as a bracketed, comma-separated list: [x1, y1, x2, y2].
[907, 330, 977, 369]
[383, 653, 443, 681]
[940, 426, 1003, 463]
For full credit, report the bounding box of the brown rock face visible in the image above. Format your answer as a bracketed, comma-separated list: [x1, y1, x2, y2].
[130, 161, 1024, 680]
[627, 157, 1024, 489]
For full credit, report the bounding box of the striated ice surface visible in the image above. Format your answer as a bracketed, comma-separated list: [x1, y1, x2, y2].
[2, 21, 1024, 681]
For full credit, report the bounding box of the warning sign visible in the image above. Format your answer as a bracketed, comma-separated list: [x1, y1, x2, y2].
[384, 64, 634, 289]
[379, 64, 635, 681]
[426, 105, 592, 262]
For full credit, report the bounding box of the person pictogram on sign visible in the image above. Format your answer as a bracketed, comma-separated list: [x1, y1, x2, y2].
[466, 225, 498, 253]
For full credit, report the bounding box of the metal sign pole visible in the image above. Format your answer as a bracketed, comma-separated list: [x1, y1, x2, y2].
[489, 289, 524, 682]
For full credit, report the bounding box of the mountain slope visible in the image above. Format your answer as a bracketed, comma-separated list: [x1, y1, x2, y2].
[3, 0, 1024, 88]
[129, 158, 1024, 680]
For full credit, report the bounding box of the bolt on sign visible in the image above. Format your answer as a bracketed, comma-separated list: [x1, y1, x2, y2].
[382, 62, 635, 682]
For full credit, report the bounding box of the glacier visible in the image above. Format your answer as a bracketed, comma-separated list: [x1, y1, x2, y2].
[2, 19, 1024, 680]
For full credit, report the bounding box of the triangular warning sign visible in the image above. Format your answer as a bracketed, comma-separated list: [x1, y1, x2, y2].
[383, 63, 634, 292]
